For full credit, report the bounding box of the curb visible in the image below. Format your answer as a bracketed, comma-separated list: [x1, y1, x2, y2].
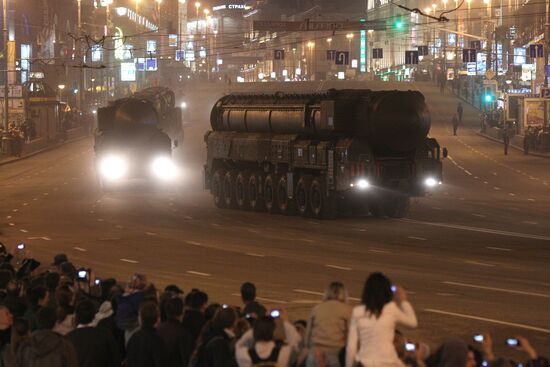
[0, 135, 90, 167]
[476, 132, 550, 159]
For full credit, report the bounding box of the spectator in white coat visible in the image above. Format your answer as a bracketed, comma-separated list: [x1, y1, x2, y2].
[346, 272, 417, 367]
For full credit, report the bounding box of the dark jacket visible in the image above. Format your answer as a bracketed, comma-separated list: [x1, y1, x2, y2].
[197, 329, 237, 367]
[16, 329, 79, 367]
[242, 301, 266, 318]
[157, 319, 193, 367]
[126, 326, 167, 367]
[66, 326, 121, 367]
[182, 309, 205, 347]
[115, 291, 144, 332]
[97, 313, 126, 359]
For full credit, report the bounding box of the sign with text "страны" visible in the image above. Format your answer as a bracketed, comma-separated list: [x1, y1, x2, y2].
[253, 20, 386, 32]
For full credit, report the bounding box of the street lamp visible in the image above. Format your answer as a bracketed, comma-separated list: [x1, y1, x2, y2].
[58, 84, 66, 103]
[346, 33, 354, 58]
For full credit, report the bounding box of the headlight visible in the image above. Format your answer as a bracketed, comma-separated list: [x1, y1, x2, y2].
[350, 178, 370, 190]
[181, 102, 187, 109]
[424, 177, 441, 188]
[151, 156, 178, 180]
[99, 155, 127, 181]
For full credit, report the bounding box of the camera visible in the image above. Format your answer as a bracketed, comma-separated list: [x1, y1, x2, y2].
[270, 309, 281, 318]
[94, 279, 101, 286]
[77, 268, 90, 281]
[506, 338, 520, 347]
[17, 243, 25, 250]
[391, 285, 397, 293]
[405, 342, 416, 352]
[473, 334, 484, 343]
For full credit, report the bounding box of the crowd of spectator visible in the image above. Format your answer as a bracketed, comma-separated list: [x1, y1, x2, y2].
[0, 241, 547, 367]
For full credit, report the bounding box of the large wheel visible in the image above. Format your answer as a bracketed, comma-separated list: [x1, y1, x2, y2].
[235, 171, 251, 210]
[248, 172, 265, 212]
[263, 173, 279, 214]
[211, 169, 227, 208]
[309, 176, 336, 219]
[223, 170, 238, 208]
[277, 174, 296, 215]
[296, 176, 312, 217]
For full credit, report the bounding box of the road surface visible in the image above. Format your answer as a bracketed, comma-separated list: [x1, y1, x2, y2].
[1, 81, 549, 356]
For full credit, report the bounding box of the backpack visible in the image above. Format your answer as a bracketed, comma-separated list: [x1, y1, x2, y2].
[248, 342, 282, 367]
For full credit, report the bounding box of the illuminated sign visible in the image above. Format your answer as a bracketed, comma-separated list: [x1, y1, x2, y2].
[147, 40, 157, 54]
[146, 58, 158, 71]
[169, 34, 178, 47]
[114, 27, 124, 60]
[360, 30, 366, 72]
[121, 62, 136, 81]
[213, 4, 251, 11]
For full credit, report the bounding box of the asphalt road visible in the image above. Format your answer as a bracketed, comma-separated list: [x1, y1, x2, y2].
[1, 81, 549, 357]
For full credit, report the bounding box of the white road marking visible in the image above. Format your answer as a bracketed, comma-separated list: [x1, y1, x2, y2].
[493, 187, 500, 190]
[408, 236, 427, 241]
[256, 296, 289, 304]
[472, 213, 486, 218]
[115, 225, 124, 229]
[301, 239, 315, 243]
[508, 193, 516, 196]
[464, 170, 473, 176]
[6, 215, 11, 219]
[187, 271, 211, 277]
[27, 236, 51, 241]
[43, 192, 49, 196]
[33, 198, 38, 201]
[145, 232, 158, 236]
[401, 219, 550, 241]
[487, 246, 512, 251]
[186, 241, 204, 246]
[424, 309, 550, 333]
[325, 264, 352, 271]
[368, 248, 391, 254]
[120, 258, 139, 264]
[294, 289, 360, 301]
[528, 198, 536, 202]
[8, 223, 15, 226]
[12, 209, 18, 212]
[97, 219, 104, 222]
[523, 221, 539, 225]
[431, 207, 442, 210]
[443, 281, 550, 299]
[19, 229, 28, 233]
[23, 203, 29, 206]
[436, 293, 456, 297]
[247, 229, 260, 234]
[184, 216, 193, 220]
[245, 253, 265, 257]
[73, 247, 88, 252]
[464, 260, 495, 267]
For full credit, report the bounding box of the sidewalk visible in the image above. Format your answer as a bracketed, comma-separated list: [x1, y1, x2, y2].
[0, 127, 89, 166]
[448, 83, 550, 159]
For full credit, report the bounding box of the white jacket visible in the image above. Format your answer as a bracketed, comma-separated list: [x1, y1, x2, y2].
[345, 301, 417, 367]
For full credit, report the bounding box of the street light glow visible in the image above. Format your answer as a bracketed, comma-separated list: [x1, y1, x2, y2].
[346, 33, 354, 39]
[195, 1, 201, 8]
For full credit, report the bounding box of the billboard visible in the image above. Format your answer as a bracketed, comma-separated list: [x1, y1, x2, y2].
[120, 62, 136, 81]
[523, 98, 545, 127]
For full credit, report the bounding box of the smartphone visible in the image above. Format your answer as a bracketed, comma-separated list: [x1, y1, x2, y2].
[391, 285, 397, 293]
[221, 304, 229, 309]
[77, 269, 89, 281]
[506, 338, 520, 347]
[94, 279, 101, 286]
[405, 342, 416, 352]
[473, 334, 484, 343]
[270, 309, 281, 318]
[17, 243, 25, 250]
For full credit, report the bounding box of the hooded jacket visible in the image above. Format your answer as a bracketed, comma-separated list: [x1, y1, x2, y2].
[16, 329, 79, 367]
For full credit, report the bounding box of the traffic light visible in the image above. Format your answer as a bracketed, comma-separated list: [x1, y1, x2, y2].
[394, 19, 404, 30]
[484, 94, 493, 103]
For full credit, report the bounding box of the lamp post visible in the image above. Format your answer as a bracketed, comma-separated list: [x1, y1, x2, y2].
[2, 0, 8, 131]
[195, 1, 201, 74]
[58, 84, 66, 104]
[204, 8, 210, 80]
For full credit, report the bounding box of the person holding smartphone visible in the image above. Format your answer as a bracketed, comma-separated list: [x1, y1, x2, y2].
[346, 273, 417, 367]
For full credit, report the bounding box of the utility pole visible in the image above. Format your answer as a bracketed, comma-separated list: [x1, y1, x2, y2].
[2, 0, 8, 131]
[77, 0, 84, 111]
[545, 0, 550, 87]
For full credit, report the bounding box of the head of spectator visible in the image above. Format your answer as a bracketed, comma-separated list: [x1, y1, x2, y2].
[164, 296, 184, 322]
[139, 301, 160, 329]
[143, 283, 159, 303]
[241, 282, 257, 305]
[129, 273, 147, 291]
[0, 305, 13, 331]
[468, 345, 483, 367]
[253, 316, 276, 342]
[323, 281, 348, 303]
[99, 278, 117, 302]
[36, 306, 57, 330]
[235, 318, 251, 340]
[52, 254, 69, 270]
[205, 303, 222, 322]
[428, 339, 469, 367]
[29, 286, 49, 309]
[164, 284, 183, 297]
[0, 270, 13, 292]
[60, 262, 76, 283]
[211, 306, 237, 333]
[361, 272, 393, 318]
[75, 299, 97, 326]
[55, 285, 75, 323]
[188, 290, 208, 312]
[45, 272, 60, 294]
